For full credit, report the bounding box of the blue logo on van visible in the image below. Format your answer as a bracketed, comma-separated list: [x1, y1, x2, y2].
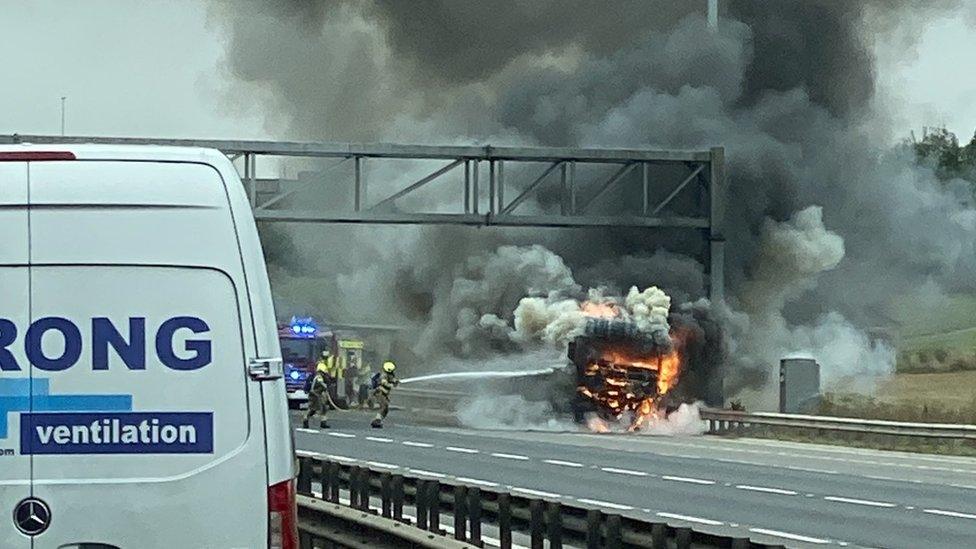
[0, 378, 131, 440]
[0, 379, 214, 454]
[0, 316, 212, 371]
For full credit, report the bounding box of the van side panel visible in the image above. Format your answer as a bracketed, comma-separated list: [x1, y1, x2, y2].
[214, 158, 295, 485]
[0, 161, 31, 549]
[27, 161, 267, 548]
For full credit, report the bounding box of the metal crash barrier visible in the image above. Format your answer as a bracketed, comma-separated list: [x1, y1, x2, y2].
[701, 409, 976, 441]
[295, 452, 787, 549]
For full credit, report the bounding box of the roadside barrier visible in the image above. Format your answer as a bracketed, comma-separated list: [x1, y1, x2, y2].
[296, 451, 789, 549]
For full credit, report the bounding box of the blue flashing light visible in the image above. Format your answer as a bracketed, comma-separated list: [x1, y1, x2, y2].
[289, 369, 301, 381]
[288, 316, 318, 337]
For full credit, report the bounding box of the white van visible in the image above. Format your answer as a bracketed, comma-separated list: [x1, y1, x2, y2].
[0, 145, 297, 548]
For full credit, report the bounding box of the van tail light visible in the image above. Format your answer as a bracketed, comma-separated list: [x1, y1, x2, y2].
[0, 151, 76, 161]
[268, 478, 298, 549]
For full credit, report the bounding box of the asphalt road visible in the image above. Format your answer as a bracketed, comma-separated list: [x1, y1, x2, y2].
[293, 412, 976, 548]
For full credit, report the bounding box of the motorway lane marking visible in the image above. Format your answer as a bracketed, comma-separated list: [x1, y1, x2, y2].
[402, 441, 434, 448]
[456, 477, 499, 488]
[735, 485, 798, 496]
[784, 465, 838, 475]
[823, 496, 896, 508]
[662, 475, 715, 485]
[950, 483, 976, 490]
[923, 508, 976, 520]
[327, 432, 356, 438]
[366, 461, 398, 469]
[577, 498, 633, 511]
[543, 459, 584, 468]
[446, 446, 480, 454]
[600, 467, 648, 477]
[327, 454, 357, 462]
[491, 452, 530, 461]
[510, 487, 561, 499]
[408, 469, 447, 478]
[296, 428, 319, 434]
[748, 528, 830, 544]
[366, 436, 393, 443]
[655, 512, 723, 526]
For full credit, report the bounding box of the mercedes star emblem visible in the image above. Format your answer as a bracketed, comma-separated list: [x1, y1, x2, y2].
[13, 498, 51, 536]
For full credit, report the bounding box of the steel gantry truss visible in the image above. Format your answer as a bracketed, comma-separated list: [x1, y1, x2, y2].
[0, 135, 725, 302]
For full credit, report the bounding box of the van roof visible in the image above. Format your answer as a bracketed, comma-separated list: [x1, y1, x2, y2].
[0, 143, 227, 164]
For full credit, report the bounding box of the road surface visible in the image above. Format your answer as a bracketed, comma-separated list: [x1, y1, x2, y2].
[293, 412, 976, 548]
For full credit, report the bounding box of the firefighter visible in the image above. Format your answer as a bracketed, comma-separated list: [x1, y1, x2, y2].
[302, 350, 335, 429]
[370, 361, 399, 428]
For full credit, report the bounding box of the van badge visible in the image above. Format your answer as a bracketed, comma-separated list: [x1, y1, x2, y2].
[13, 497, 51, 536]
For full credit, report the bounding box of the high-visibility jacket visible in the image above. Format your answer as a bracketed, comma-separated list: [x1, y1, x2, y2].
[316, 356, 344, 378]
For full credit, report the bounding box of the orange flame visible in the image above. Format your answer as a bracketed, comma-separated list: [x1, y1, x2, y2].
[580, 301, 619, 318]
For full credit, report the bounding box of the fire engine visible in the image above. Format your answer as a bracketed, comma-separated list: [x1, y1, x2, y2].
[278, 317, 330, 408]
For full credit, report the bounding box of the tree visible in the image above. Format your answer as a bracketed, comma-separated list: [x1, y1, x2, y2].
[909, 127, 976, 187]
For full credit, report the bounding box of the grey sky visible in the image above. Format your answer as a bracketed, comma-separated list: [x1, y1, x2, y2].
[0, 0, 266, 139]
[0, 1, 973, 142]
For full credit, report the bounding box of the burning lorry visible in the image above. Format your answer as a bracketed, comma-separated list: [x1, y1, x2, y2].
[570, 316, 681, 431]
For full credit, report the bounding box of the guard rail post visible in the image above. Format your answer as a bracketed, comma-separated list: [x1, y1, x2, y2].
[316, 457, 328, 499]
[428, 480, 442, 534]
[361, 468, 373, 511]
[347, 465, 358, 508]
[392, 474, 405, 522]
[380, 471, 392, 518]
[585, 509, 602, 548]
[454, 485, 468, 542]
[497, 492, 512, 549]
[530, 499, 545, 549]
[605, 514, 622, 549]
[651, 523, 667, 549]
[327, 461, 340, 503]
[546, 501, 562, 549]
[468, 487, 483, 548]
[297, 457, 312, 495]
[416, 479, 429, 530]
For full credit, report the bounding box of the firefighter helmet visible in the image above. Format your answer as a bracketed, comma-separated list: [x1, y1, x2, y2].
[382, 361, 396, 373]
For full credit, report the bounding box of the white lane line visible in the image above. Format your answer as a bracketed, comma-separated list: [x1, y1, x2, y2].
[366, 436, 393, 443]
[445, 446, 480, 454]
[366, 461, 398, 469]
[326, 454, 357, 462]
[456, 477, 499, 488]
[491, 452, 529, 461]
[408, 469, 446, 479]
[600, 467, 648, 477]
[784, 465, 838, 475]
[656, 512, 723, 526]
[735, 485, 798, 496]
[749, 528, 830, 544]
[662, 475, 715, 485]
[950, 483, 976, 491]
[543, 459, 584, 468]
[577, 498, 633, 511]
[296, 428, 319, 434]
[328, 432, 356, 438]
[402, 441, 434, 448]
[510, 486, 561, 499]
[923, 509, 976, 520]
[823, 496, 896, 508]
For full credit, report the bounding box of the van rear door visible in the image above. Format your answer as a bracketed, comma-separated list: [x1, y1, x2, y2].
[0, 161, 31, 549]
[26, 160, 268, 548]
